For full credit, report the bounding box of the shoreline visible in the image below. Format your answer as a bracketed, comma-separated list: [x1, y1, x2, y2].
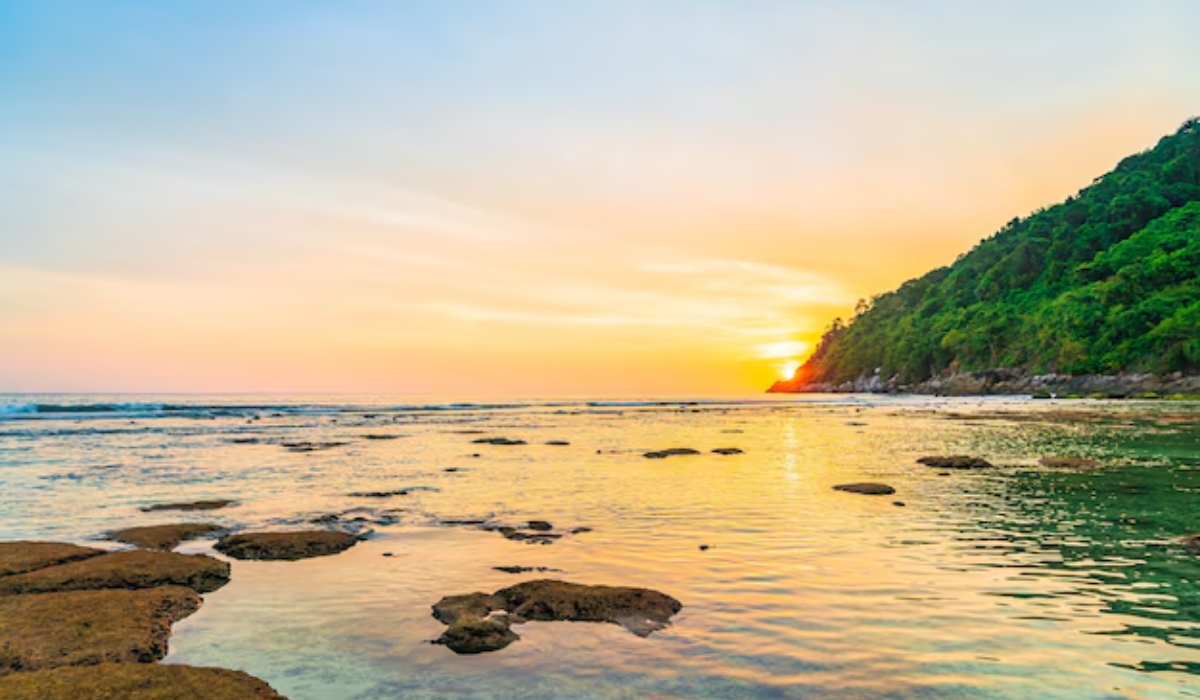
[768, 370, 1200, 398]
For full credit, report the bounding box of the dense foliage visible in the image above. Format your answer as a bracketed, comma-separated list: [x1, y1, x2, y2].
[794, 118, 1200, 385]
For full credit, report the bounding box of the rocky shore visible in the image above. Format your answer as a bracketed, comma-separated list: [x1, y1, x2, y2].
[769, 369, 1200, 398]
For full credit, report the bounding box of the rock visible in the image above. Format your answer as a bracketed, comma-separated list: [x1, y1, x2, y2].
[361, 434, 400, 440]
[214, 531, 358, 561]
[1183, 534, 1200, 554]
[832, 483, 896, 496]
[1039, 456, 1101, 469]
[498, 579, 682, 635]
[229, 437, 260, 444]
[431, 580, 682, 654]
[280, 441, 348, 453]
[307, 507, 401, 529]
[698, 545, 710, 551]
[432, 591, 495, 626]
[0, 663, 287, 699]
[444, 467, 461, 473]
[570, 527, 593, 535]
[471, 437, 527, 446]
[526, 520, 553, 532]
[349, 489, 409, 498]
[141, 500, 235, 513]
[109, 524, 224, 551]
[916, 455, 994, 469]
[545, 440, 570, 446]
[711, 448, 743, 455]
[0, 542, 106, 578]
[502, 531, 561, 545]
[643, 448, 700, 459]
[893, 501, 906, 507]
[0, 551, 230, 595]
[492, 566, 563, 574]
[0, 587, 201, 672]
[435, 615, 520, 654]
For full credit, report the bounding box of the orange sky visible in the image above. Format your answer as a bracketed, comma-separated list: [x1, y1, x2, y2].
[2, 3, 1198, 395]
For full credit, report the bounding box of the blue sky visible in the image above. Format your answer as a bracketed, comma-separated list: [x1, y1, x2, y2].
[2, 1, 1198, 394]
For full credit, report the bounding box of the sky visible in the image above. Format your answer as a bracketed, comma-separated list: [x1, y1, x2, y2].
[1, 1, 1199, 396]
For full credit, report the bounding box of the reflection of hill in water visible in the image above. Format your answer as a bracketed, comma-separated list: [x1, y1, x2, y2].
[932, 414, 1200, 674]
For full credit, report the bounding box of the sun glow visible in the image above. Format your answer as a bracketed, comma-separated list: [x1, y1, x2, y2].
[777, 360, 801, 381]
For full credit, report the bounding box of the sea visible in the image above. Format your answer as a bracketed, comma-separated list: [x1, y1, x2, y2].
[1, 393, 1198, 699]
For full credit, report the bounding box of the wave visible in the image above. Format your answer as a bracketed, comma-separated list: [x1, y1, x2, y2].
[0, 394, 831, 423]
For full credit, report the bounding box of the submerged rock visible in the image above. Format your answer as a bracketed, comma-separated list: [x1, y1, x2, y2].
[109, 524, 224, 552]
[1039, 456, 1102, 469]
[349, 488, 411, 498]
[141, 500, 235, 513]
[832, 482, 896, 496]
[916, 455, 994, 470]
[0, 663, 287, 700]
[711, 447, 744, 455]
[471, 437, 527, 446]
[0, 586, 201, 672]
[1182, 534, 1200, 554]
[280, 441, 348, 453]
[0, 542, 106, 578]
[0, 550, 230, 595]
[643, 448, 701, 459]
[214, 531, 358, 561]
[432, 579, 682, 654]
[493, 566, 564, 574]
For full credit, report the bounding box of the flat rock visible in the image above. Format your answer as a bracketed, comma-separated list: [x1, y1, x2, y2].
[214, 531, 358, 561]
[432, 579, 682, 654]
[0, 550, 230, 596]
[0, 586, 200, 673]
[916, 455, 994, 470]
[109, 524, 224, 551]
[0, 542, 106, 578]
[471, 437, 527, 446]
[711, 448, 743, 455]
[832, 482, 896, 496]
[0, 663, 287, 700]
[1039, 456, 1102, 469]
[643, 448, 700, 459]
[141, 500, 235, 513]
[493, 566, 564, 574]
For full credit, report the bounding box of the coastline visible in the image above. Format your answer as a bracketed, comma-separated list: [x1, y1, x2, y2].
[768, 369, 1200, 398]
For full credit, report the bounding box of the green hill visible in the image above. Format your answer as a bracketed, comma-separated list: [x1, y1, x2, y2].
[773, 118, 1200, 392]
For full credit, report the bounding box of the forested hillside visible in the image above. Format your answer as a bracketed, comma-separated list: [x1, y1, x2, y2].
[779, 118, 1200, 389]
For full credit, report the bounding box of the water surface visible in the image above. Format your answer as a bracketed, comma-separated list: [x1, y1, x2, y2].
[1, 394, 1198, 699]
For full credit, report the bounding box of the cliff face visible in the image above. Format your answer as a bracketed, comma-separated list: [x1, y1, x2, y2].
[773, 118, 1200, 393]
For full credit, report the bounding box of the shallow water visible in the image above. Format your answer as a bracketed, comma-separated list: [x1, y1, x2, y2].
[2, 394, 1199, 699]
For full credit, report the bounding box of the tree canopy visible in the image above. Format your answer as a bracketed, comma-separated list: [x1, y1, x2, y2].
[790, 118, 1200, 386]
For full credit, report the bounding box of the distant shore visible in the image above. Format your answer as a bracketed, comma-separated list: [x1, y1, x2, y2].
[768, 369, 1200, 398]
